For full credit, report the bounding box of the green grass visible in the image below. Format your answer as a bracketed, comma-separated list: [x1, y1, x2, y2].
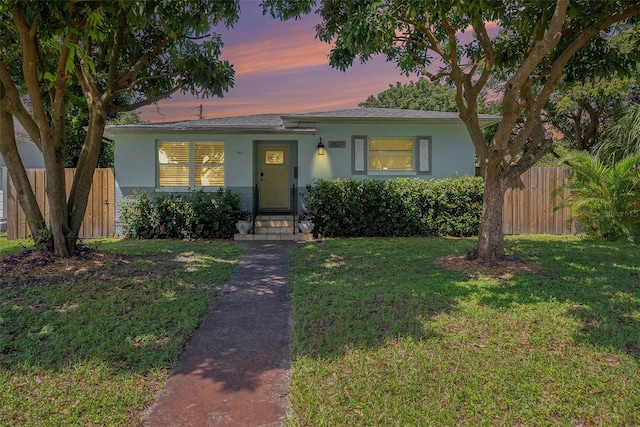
[288, 236, 640, 426]
[0, 238, 244, 426]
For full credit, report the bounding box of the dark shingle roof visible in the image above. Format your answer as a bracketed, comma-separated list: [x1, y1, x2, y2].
[282, 108, 500, 127]
[104, 108, 501, 136]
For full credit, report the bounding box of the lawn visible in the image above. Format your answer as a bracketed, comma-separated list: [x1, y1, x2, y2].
[287, 236, 640, 426]
[0, 238, 244, 426]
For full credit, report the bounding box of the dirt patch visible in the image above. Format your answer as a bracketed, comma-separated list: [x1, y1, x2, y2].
[0, 248, 123, 286]
[433, 253, 543, 280]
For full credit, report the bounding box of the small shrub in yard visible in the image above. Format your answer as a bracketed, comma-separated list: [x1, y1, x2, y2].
[119, 188, 240, 239]
[119, 189, 155, 239]
[305, 176, 483, 237]
[553, 151, 640, 241]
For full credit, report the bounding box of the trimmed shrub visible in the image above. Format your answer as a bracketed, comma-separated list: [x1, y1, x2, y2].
[119, 188, 240, 239]
[305, 177, 483, 237]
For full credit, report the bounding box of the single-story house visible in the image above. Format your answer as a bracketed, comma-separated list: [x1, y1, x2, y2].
[105, 108, 500, 237]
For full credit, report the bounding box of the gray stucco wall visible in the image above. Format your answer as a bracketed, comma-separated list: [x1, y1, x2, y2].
[0, 141, 45, 169]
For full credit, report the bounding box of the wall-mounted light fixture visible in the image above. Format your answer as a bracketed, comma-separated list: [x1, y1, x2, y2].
[317, 138, 325, 155]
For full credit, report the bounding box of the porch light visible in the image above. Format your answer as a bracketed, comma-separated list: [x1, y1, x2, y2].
[317, 139, 325, 155]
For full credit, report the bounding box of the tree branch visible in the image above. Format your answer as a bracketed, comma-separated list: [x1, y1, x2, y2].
[10, 7, 49, 130]
[0, 64, 42, 149]
[106, 8, 128, 94]
[110, 86, 181, 112]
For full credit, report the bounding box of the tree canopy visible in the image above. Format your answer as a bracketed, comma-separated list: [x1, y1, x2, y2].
[0, 0, 239, 256]
[264, 0, 640, 259]
[545, 23, 640, 152]
[359, 79, 458, 111]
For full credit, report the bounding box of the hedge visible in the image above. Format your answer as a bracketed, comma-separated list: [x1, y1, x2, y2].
[119, 188, 240, 239]
[305, 177, 484, 237]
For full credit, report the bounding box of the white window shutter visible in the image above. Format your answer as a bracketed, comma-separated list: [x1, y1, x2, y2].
[418, 137, 431, 173]
[353, 137, 366, 173]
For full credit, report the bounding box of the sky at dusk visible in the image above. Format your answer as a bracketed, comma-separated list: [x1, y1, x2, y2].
[138, 1, 415, 123]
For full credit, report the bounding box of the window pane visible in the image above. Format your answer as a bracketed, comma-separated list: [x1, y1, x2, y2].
[369, 138, 413, 153]
[159, 165, 189, 186]
[369, 138, 414, 171]
[159, 142, 189, 164]
[194, 143, 224, 164]
[265, 150, 284, 164]
[369, 155, 413, 171]
[195, 165, 224, 186]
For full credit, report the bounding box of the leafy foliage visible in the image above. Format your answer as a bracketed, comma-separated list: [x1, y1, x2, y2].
[596, 103, 640, 163]
[547, 76, 637, 152]
[305, 177, 483, 238]
[553, 151, 640, 240]
[119, 189, 241, 239]
[359, 79, 458, 111]
[0, 1, 240, 256]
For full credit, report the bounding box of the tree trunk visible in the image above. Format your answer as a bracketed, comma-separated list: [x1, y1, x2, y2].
[476, 164, 508, 260]
[66, 104, 107, 252]
[0, 109, 45, 239]
[41, 134, 71, 257]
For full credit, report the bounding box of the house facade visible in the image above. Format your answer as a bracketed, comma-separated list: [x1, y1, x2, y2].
[106, 108, 500, 231]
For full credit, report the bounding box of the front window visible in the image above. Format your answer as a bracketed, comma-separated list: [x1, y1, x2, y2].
[368, 137, 414, 171]
[158, 141, 224, 187]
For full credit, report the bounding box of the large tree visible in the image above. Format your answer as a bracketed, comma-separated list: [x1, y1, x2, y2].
[264, 0, 640, 260]
[0, 1, 238, 256]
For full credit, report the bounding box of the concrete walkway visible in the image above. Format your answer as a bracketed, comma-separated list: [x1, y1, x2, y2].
[144, 241, 303, 427]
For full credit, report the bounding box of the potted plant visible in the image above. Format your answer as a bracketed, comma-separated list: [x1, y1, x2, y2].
[235, 209, 252, 234]
[298, 209, 315, 234]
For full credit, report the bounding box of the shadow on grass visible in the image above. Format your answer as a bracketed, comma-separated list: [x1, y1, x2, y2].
[289, 238, 478, 359]
[0, 240, 244, 376]
[474, 238, 640, 362]
[290, 237, 639, 364]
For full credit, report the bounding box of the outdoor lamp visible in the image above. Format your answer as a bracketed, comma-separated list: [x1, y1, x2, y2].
[317, 139, 325, 155]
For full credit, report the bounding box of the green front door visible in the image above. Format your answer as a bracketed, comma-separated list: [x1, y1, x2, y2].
[259, 145, 290, 211]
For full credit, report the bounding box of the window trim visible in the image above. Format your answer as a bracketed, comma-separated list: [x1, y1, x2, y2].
[351, 135, 432, 176]
[156, 140, 225, 190]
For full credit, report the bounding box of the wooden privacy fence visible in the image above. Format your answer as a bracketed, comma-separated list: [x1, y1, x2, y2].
[6, 168, 115, 240]
[503, 167, 576, 235]
[4, 167, 574, 239]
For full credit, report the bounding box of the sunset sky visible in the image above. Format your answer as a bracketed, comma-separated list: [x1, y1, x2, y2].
[138, 1, 415, 123]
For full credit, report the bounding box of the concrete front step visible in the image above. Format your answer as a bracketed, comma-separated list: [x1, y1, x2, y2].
[254, 220, 295, 228]
[234, 233, 314, 241]
[234, 214, 315, 241]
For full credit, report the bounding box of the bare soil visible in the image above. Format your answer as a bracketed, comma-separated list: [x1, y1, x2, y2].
[0, 246, 543, 286]
[433, 253, 543, 280]
[0, 248, 122, 285]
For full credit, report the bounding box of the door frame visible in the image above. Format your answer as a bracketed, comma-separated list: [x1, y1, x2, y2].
[254, 140, 298, 213]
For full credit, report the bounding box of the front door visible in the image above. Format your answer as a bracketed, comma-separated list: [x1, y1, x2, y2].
[260, 145, 290, 211]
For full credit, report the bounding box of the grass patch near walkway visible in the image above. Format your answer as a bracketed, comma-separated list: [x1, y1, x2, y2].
[288, 236, 640, 426]
[0, 238, 243, 426]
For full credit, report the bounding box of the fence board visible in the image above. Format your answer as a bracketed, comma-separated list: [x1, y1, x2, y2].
[503, 167, 575, 235]
[6, 168, 115, 240]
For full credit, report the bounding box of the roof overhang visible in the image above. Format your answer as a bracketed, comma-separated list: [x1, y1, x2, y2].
[281, 115, 502, 129]
[103, 126, 317, 139]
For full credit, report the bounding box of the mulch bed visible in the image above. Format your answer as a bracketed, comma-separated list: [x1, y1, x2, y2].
[433, 253, 543, 280]
[0, 248, 122, 286]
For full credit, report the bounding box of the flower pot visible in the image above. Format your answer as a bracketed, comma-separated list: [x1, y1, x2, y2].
[299, 221, 314, 234]
[236, 221, 251, 234]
